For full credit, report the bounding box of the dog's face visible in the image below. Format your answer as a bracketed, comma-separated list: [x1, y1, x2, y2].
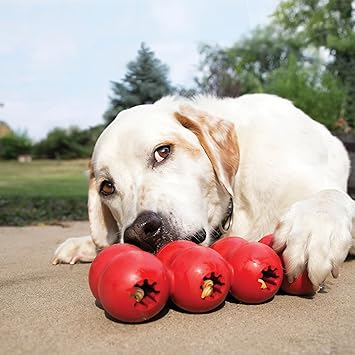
[89, 101, 239, 252]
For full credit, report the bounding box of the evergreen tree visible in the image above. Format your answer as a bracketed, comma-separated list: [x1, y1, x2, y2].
[104, 43, 174, 124]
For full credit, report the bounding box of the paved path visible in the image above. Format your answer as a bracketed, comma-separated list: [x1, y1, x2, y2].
[0, 221, 354, 354]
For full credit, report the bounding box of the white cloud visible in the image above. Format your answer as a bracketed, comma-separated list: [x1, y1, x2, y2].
[149, 0, 195, 35]
[29, 33, 78, 71]
[243, 0, 281, 28]
[0, 0, 94, 4]
[0, 18, 78, 73]
[0, 26, 24, 55]
[0, 34, 16, 55]
[153, 41, 199, 85]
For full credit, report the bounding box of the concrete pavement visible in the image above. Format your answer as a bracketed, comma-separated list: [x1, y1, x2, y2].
[0, 221, 354, 354]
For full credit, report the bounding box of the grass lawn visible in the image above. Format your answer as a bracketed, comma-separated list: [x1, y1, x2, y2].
[0, 159, 89, 225]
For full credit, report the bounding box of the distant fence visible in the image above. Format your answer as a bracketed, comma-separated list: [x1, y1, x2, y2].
[335, 133, 355, 198]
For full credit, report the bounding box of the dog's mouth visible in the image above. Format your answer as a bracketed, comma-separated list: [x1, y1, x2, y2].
[130, 230, 206, 254]
[123, 211, 221, 254]
[126, 239, 157, 253]
[154, 229, 208, 253]
[125, 223, 209, 254]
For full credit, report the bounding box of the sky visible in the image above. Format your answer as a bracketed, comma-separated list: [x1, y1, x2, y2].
[0, 0, 281, 141]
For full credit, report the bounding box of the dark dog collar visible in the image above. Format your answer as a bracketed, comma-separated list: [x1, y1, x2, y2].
[218, 197, 233, 236]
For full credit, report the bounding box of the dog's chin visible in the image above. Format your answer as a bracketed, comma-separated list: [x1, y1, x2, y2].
[127, 226, 222, 253]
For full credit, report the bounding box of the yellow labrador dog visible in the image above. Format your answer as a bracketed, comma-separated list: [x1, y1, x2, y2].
[53, 94, 355, 289]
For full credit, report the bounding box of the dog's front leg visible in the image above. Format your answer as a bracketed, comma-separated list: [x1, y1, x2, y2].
[52, 236, 97, 265]
[272, 189, 355, 289]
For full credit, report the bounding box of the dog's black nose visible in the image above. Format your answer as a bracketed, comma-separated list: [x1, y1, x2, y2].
[124, 211, 162, 251]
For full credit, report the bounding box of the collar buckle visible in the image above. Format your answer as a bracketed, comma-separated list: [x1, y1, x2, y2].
[218, 198, 233, 235]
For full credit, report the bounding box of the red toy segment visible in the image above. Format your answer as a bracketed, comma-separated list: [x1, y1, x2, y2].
[281, 266, 315, 296]
[98, 250, 170, 323]
[156, 240, 196, 267]
[258, 234, 274, 248]
[259, 234, 315, 296]
[88, 244, 140, 301]
[210, 236, 248, 260]
[227, 242, 283, 304]
[161, 245, 232, 313]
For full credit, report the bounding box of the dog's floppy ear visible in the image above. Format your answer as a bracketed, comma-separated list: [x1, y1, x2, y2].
[87, 161, 118, 248]
[175, 104, 239, 196]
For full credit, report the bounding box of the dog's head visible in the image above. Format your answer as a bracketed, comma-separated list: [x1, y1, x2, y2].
[88, 99, 239, 252]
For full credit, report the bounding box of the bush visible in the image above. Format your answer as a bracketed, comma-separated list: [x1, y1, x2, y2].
[265, 55, 346, 128]
[33, 125, 103, 159]
[0, 132, 32, 159]
[0, 196, 88, 226]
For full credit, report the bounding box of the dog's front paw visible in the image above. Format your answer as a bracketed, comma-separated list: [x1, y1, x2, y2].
[273, 190, 353, 288]
[52, 236, 97, 265]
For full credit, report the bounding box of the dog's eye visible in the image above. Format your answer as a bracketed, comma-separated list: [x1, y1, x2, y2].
[154, 145, 171, 163]
[100, 180, 115, 196]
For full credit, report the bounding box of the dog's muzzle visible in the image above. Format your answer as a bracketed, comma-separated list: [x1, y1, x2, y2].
[124, 199, 233, 252]
[124, 211, 163, 252]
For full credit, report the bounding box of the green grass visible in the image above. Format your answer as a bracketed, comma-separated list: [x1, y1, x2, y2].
[0, 160, 89, 225]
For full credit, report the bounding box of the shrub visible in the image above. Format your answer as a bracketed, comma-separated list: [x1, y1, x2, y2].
[0, 132, 32, 159]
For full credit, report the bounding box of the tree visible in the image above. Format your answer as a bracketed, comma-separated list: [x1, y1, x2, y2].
[274, 0, 355, 125]
[0, 131, 32, 159]
[0, 121, 12, 138]
[195, 20, 346, 129]
[33, 125, 103, 159]
[104, 43, 174, 124]
[196, 44, 245, 97]
[265, 54, 346, 128]
[196, 25, 304, 97]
